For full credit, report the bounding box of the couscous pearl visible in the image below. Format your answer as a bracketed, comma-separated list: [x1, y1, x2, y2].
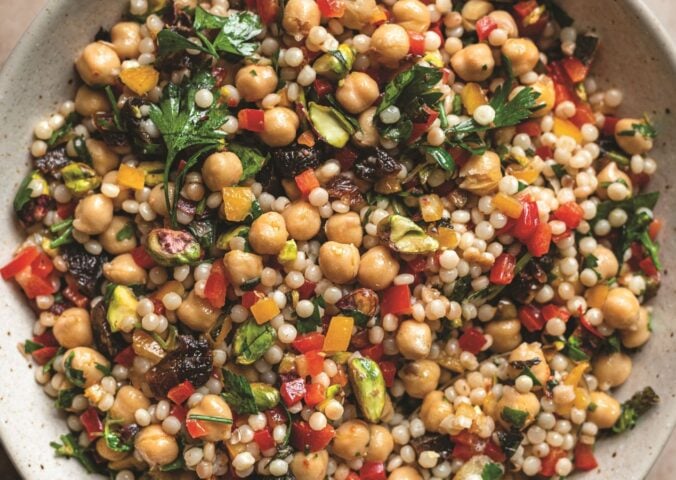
[473, 105, 495, 125]
[604, 88, 623, 108]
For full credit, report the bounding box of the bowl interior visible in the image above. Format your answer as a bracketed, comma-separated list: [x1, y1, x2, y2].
[0, 0, 675, 478]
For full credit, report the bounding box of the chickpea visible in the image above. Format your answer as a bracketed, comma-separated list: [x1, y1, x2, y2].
[488, 11, 518, 37]
[342, 0, 377, 30]
[399, 359, 440, 399]
[282, 201, 321, 241]
[259, 107, 299, 147]
[451, 44, 495, 82]
[325, 212, 363, 246]
[354, 107, 379, 147]
[388, 466, 423, 480]
[528, 75, 556, 117]
[615, 118, 654, 155]
[201, 152, 243, 191]
[248, 212, 289, 255]
[396, 320, 432, 360]
[177, 290, 220, 332]
[336, 72, 380, 115]
[290, 450, 329, 480]
[461, 0, 494, 30]
[75, 42, 121, 86]
[593, 352, 632, 389]
[591, 245, 619, 279]
[496, 386, 540, 429]
[110, 22, 142, 59]
[333, 420, 370, 460]
[235, 65, 278, 103]
[282, 0, 321, 38]
[110, 386, 150, 425]
[85, 139, 120, 176]
[63, 347, 110, 387]
[366, 425, 394, 462]
[187, 395, 233, 442]
[459, 151, 502, 195]
[223, 250, 263, 287]
[371, 24, 410, 67]
[318, 241, 360, 284]
[96, 438, 128, 462]
[484, 319, 522, 353]
[134, 425, 179, 467]
[53, 308, 93, 349]
[73, 194, 113, 235]
[507, 342, 550, 386]
[602, 287, 640, 330]
[501, 38, 540, 76]
[357, 246, 399, 291]
[74, 85, 110, 117]
[99, 217, 137, 255]
[421, 390, 454, 432]
[103, 253, 148, 285]
[621, 307, 651, 348]
[587, 391, 621, 429]
[595, 161, 633, 200]
[392, 0, 431, 33]
[148, 183, 174, 217]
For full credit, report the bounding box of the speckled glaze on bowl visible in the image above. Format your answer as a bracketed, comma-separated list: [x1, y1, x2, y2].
[0, 0, 675, 478]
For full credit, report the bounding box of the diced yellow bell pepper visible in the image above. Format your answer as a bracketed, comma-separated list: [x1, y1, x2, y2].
[461, 83, 488, 114]
[419, 194, 444, 222]
[323, 316, 355, 353]
[369, 5, 388, 24]
[250, 297, 280, 325]
[553, 117, 583, 144]
[119, 66, 160, 96]
[585, 284, 609, 309]
[423, 50, 444, 68]
[511, 166, 540, 185]
[222, 187, 255, 222]
[437, 227, 460, 249]
[574, 387, 591, 410]
[493, 192, 523, 219]
[117, 164, 145, 190]
[564, 361, 589, 387]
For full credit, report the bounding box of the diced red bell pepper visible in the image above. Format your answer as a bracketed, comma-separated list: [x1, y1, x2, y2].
[170, 403, 188, 423]
[639, 257, 659, 277]
[242, 290, 266, 309]
[359, 342, 384, 362]
[238, 109, 265, 132]
[80, 407, 103, 441]
[512, 200, 540, 241]
[167, 380, 195, 404]
[186, 418, 209, 439]
[32, 346, 59, 366]
[313, 78, 334, 97]
[31, 252, 54, 278]
[360, 461, 386, 480]
[281, 378, 306, 406]
[317, 0, 345, 17]
[304, 383, 326, 407]
[407, 256, 428, 273]
[553, 202, 584, 229]
[114, 345, 136, 368]
[56, 201, 76, 219]
[484, 440, 506, 463]
[519, 304, 545, 332]
[513, 0, 549, 37]
[451, 431, 485, 460]
[303, 350, 325, 376]
[131, 246, 156, 269]
[408, 31, 425, 56]
[291, 421, 335, 452]
[346, 473, 360, 480]
[256, 0, 281, 23]
[378, 361, 396, 388]
[253, 428, 276, 451]
[540, 448, 567, 477]
[527, 222, 552, 257]
[293, 332, 326, 353]
[579, 312, 603, 338]
[407, 104, 439, 144]
[1, 246, 40, 280]
[204, 261, 228, 309]
[536, 145, 554, 160]
[266, 406, 288, 428]
[649, 219, 663, 240]
[476, 15, 498, 42]
[516, 119, 542, 137]
[18, 272, 55, 299]
[542, 304, 571, 322]
[602, 116, 620, 137]
[33, 329, 58, 347]
[570, 102, 596, 128]
[295, 169, 320, 197]
[490, 253, 517, 286]
[297, 280, 317, 300]
[562, 57, 589, 83]
[458, 328, 487, 354]
[554, 80, 576, 106]
[574, 442, 598, 471]
[380, 284, 411, 316]
[63, 275, 88, 307]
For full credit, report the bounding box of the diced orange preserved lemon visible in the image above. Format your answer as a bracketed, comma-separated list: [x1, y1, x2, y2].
[250, 297, 280, 325]
[437, 227, 460, 249]
[511, 166, 540, 185]
[493, 193, 523, 219]
[574, 387, 591, 410]
[420, 194, 443, 222]
[553, 117, 583, 144]
[369, 5, 388, 24]
[585, 284, 609, 308]
[323, 316, 354, 353]
[222, 187, 255, 222]
[119, 66, 159, 95]
[117, 164, 145, 190]
[461, 83, 488, 114]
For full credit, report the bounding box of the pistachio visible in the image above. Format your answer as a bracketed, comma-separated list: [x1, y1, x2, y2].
[308, 102, 355, 148]
[233, 319, 276, 365]
[251, 383, 281, 410]
[107, 285, 139, 332]
[377, 215, 439, 254]
[459, 151, 502, 195]
[216, 226, 250, 250]
[278, 239, 298, 263]
[348, 356, 386, 423]
[137, 161, 164, 186]
[61, 162, 102, 197]
[313, 44, 356, 80]
[336, 288, 379, 319]
[146, 228, 201, 267]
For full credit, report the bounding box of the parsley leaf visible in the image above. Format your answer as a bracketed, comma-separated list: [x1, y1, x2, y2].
[482, 462, 504, 480]
[617, 118, 657, 139]
[115, 222, 135, 241]
[24, 339, 44, 354]
[227, 143, 269, 180]
[424, 146, 456, 173]
[221, 368, 259, 414]
[63, 352, 86, 387]
[55, 387, 80, 409]
[50, 433, 100, 474]
[612, 386, 659, 433]
[13, 171, 38, 213]
[501, 406, 528, 428]
[297, 296, 326, 334]
[47, 112, 80, 147]
[565, 335, 590, 361]
[103, 418, 133, 453]
[467, 252, 533, 302]
[212, 11, 263, 58]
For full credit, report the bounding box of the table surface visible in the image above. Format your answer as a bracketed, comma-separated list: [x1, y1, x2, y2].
[0, 0, 674, 478]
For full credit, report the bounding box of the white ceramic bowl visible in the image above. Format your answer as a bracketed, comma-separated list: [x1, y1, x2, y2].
[0, 0, 675, 478]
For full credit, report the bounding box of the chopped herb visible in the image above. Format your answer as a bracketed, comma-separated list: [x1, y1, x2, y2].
[482, 462, 504, 480]
[64, 352, 86, 388]
[50, 433, 100, 474]
[187, 414, 233, 424]
[501, 406, 528, 428]
[467, 252, 533, 302]
[211, 11, 263, 59]
[47, 112, 79, 147]
[221, 368, 259, 414]
[296, 295, 325, 334]
[13, 171, 39, 213]
[104, 86, 123, 131]
[160, 456, 186, 472]
[55, 387, 80, 409]
[449, 276, 471, 302]
[424, 146, 456, 173]
[115, 222, 135, 241]
[551, 164, 566, 179]
[43, 347, 64, 374]
[564, 335, 590, 362]
[227, 143, 268, 180]
[519, 366, 542, 387]
[103, 418, 133, 453]
[497, 429, 524, 458]
[618, 118, 657, 139]
[72, 136, 92, 164]
[452, 93, 463, 115]
[24, 339, 44, 354]
[612, 386, 660, 433]
[95, 362, 112, 376]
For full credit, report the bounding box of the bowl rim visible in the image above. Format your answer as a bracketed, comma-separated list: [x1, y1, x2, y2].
[1, 0, 676, 478]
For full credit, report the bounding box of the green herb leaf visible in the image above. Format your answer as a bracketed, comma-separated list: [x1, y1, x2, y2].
[482, 462, 504, 480]
[115, 222, 135, 241]
[212, 11, 263, 58]
[450, 276, 471, 303]
[193, 5, 229, 30]
[467, 252, 533, 302]
[13, 170, 39, 213]
[157, 29, 214, 58]
[103, 417, 133, 453]
[297, 296, 326, 334]
[424, 146, 456, 173]
[496, 429, 524, 459]
[55, 387, 80, 409]
[50, 433, 100, 474]
[221, 368, 259, 414]
[47, 112, 80, 147]
[593, 192, 659, 226]
[233, 319, 276, 365]
[519, 365, 542, 387]
[565, 335, 590, 362]
[72, 136, 92, 164]
[612, 386, 659, 433]
[187, 414, 234, 424]
[227, 143, 268, 180]
[501, 406, 528, 428]
[24, 339, 44, 354]
[160, 456, 186, 472]
[376, 65, 441, 115]
[64, 352, 86, 388]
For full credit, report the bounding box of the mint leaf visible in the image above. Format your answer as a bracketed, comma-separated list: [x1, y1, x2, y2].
[221, 368, 259, 414]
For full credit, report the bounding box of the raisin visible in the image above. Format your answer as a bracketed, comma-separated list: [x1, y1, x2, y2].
[61, 244, 109, 297]
[35, 147, 70, 176]
[353, 148, 402, 182]
[17, 195, 54, 227]
[325, 175, 364, 206]
[270, 144, 322, 179]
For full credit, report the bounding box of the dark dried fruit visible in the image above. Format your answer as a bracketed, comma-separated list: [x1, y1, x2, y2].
[325, 174, 364, 207]
[353, 148, 401, 182]
[145, 335, 213, 397]
[93, 112, 129, 150]
[506, 254, 554, 304]
[270, 144, 321, 179]
[90, 299, 124, 358]
[35, 147, 70, 176]
[61, 243, 109, 297]
[17, 195, 53, 227]
[255, 159, 284, 197]
[121, 97, 162, 155]
[410, 433, 454, 460]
